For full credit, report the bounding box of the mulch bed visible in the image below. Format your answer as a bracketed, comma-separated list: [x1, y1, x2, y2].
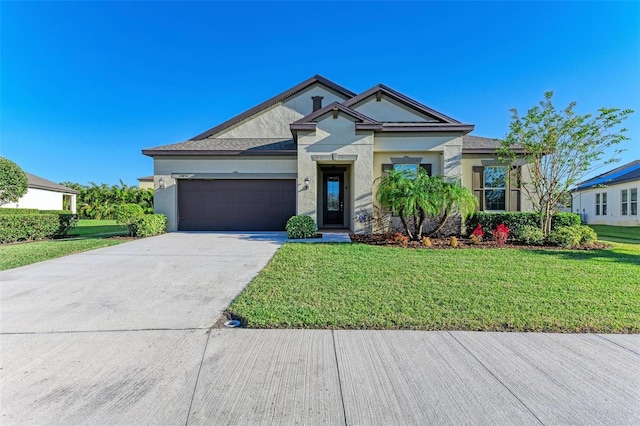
[349, 233, 610, 250]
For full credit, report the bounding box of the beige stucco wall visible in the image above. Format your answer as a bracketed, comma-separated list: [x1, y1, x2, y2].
[138, 180, 153, 190]
[216, 84, 350, 139]
[154, 156, 297, 231]
[297, 112, 374, 233]
[0, 188, 64, 211]
[352, 96, 439, 122]
[572, 182, 640, 226]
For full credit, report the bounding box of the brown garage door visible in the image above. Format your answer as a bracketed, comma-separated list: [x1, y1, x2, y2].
[178, 179, 296, 231]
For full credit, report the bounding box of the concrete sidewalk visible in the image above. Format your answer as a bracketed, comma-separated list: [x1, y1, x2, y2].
[1, 233, 638, 424]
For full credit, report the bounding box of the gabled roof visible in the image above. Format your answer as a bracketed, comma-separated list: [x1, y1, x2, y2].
[25, 172, 79, 194]
[290, 102, 381, 131]
[137, 176, 154, 181]
[573, 160, 640, 191]
[343, 84, 461, 124]
[188, 75, 356, 141]
[141, 138, 296, 156]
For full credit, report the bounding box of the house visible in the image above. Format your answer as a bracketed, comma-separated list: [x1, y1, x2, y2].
[0, 172, 78, 213]
[571, 160, 640, 226]
[137, 176, 154, 190]
[142, 75, 531, 233]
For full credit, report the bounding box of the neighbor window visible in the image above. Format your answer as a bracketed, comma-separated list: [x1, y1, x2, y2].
[596, 192, 607, 216]
[631, 188, 638, 216]
[621, 189, 629, 215]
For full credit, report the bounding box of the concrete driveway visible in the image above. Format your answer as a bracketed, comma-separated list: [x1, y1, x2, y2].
[2, 232, 639, 425]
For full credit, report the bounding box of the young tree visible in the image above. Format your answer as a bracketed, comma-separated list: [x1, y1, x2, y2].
[376, 168, 477, 241]
[499, 92, 633, 235]
[0, 157, 28, 205]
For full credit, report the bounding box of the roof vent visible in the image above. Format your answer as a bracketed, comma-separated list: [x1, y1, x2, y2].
[312, 96, 323, 112]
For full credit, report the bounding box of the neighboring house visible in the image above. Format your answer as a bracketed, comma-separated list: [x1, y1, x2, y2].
[0, 172, 78, 213]
[143, 75, 531, 233]
[137, 176, 154, 190]
[571, 160, 640, 226]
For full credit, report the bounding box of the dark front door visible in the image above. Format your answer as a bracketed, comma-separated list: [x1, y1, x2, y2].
[323, 173, 344, 225]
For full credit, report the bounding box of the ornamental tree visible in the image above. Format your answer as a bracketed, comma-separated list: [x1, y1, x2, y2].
[376, 168, 477, 241]
[498, 92, 633, 235]
[0, 157, 28, 205]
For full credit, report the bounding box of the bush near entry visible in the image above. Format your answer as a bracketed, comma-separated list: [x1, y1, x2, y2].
[0, 214, 60, 243]
[134, 214, 167, 237]
[286, 215, 317, 239]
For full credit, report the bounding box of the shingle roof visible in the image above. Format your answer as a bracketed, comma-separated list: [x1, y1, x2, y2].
[573, 160, 640, 191]
[142, 138, 296, 156]
[462, 135, 524, 153]
[25, 172, 79, 194]
[137, 176, 154, 181]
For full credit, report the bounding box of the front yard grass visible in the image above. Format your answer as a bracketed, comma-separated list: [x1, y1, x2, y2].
[0, 220, 129, 271]
[588, 225, 640, 243]
[228, 242, 640, 333]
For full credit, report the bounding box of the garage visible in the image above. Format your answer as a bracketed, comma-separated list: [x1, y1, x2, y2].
[177, 179, 296, 231]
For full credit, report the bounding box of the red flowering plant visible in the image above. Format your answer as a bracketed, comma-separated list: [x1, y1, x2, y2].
[492, 223, 510, 246]
[470, 224, 484, 244]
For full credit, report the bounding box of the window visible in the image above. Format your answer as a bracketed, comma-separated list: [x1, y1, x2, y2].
[382, 163, 432, 177]
[472, 166, 520, 212]
[393, 164, 419, 175]
[631, 188, 638, 216]
[621, 190, 629, 215]
[596, 192, 607, 216]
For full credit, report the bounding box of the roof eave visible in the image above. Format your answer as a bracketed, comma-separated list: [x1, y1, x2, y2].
[141, 149, 297, 157]
[378, 124, 475, 133]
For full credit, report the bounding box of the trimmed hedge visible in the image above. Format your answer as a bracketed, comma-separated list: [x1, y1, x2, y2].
[465, 212, 581, 239]
[133, 214, 166, 237]
[0, 208, 39, 215]
[0, 214, 59, 243]
[286, 215, 317, 239]
[39, 210, 72, 215]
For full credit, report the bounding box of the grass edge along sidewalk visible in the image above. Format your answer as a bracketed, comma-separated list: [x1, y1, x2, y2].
[228, 241, 640, 333]
[0, 220, 129, 271]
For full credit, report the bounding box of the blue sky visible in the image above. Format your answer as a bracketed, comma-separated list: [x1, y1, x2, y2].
[2, 1, 639, 186]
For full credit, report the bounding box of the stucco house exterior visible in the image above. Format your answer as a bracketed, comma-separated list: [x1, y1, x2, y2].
[143, 75, 529, 233]
[0, 172, 78, 213]
[137, 176, 154, 190]
[571, 160, 640, 226]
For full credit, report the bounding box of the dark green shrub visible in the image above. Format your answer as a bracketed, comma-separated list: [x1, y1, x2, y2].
[114, 204, 144, 236]
[286, 215, 316, 239]
[0, 208, 39, 215]
[134, 214, 166, 237]
[0, 214, 59, 243]
[38, 210, 78, 237]
[39, 210, 72, 214]
[518, 225, 545, 245]
[466, 212, 582, 238]
[579, 225, 597, 244]
[552, 212, 581, 228]
[547, 226, 582, 248]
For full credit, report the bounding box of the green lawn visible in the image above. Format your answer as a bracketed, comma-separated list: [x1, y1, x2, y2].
[589, 225, 640, 243]
[0, 220, 129, 271]
[68, 219, 128, 237]
[228, 242, 640, 333]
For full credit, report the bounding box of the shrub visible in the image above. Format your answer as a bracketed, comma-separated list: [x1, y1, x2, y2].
[38, 210, 78, 237]
[470, 234, 480, 245]
[492, 223, 510, 246]
[134, 214, 167, 237]
[285, 215, 316, 239]
[471, 224, 484, 242]
[393, 232, 409, 247]
[552, 212, 581, 228]
[518, 225, 545, 245]
[0, 157, 28, 205]
[449, 236, 459, 248]
[466, 212, 581, 238]
[0, 208, 39, 215]
[0, 214, 59, 243]
[422, 236, 432, 247]
[547, 226, 582, 248]
[114, 204, 144, 236]
[579, 225, 597, 244]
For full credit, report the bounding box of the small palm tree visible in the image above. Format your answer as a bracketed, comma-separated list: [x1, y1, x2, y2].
[376, 168, 477, 241]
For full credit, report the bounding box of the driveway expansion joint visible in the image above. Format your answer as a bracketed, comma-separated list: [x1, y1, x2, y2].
[594, 334, 640, 356]
[184, 329, 212, 426]
[331, 330, 349, 426]
[1, 327, 209, 335]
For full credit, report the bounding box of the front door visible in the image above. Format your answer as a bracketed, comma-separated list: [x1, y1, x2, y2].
[323, 173, 344, 225]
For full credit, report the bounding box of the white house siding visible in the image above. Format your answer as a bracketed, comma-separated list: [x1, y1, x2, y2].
[572, 182, 640, 226]
[216, 84, 350, 139]
[1, 188, 64, 211]
[351, 96, 439, 123]
[154, 156, 297, 231]
[296, 112, 374, 233]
